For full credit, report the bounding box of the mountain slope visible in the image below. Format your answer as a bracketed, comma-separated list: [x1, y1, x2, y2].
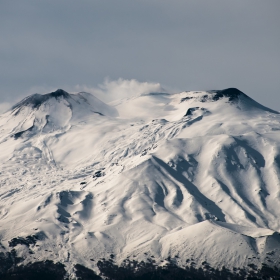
[0, 88, 280, 278]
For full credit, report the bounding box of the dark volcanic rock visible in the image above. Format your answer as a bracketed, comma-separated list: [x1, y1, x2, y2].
[49, 89, 69, 99]
[8, 233, 46, 248]
[13, 125, 34, 140]
[9, 236, 38, 248]
[184, 107, 200, 116]
[93, 170, 105, 178]
[210, 88, 245, 102]
[180, 96, 193, 103]
[180, 88, 245, 104]
[11, 89, 70, 111]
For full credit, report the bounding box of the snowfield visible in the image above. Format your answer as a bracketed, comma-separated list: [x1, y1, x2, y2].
[1, 88, 280, 278]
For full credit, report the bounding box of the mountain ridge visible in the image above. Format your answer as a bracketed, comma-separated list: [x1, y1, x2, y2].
[0, 88, 280, 279]
[11, 89, 70, 110]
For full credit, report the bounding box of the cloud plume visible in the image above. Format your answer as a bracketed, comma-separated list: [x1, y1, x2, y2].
[75, 78, 167, 102]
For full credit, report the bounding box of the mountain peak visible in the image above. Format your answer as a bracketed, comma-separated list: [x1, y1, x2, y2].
[2, 89, 118, 140]
[179, 88, 279, 115]
[181, 88, 246, 103]
[12, 89, 70, 110]
[209, 88, 245, 101]
[49, 89, 70, 98]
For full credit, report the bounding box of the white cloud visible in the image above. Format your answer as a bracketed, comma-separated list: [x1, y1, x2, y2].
[0, 79, 168, 113]
[75, 78, 167, 102]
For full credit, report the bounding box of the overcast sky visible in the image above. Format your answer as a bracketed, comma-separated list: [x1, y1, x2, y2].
[0, 0, 279, 111]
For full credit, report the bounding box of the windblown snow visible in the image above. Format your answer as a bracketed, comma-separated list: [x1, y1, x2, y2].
[1, 88, 280, 276]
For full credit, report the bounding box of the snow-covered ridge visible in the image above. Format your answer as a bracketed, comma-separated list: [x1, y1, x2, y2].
[11, 89, 71, 110]
[0, 89, 118, 142]
[181, 87, 244, 102]
[0, 88, 280, 278]
[10, 88, 119, 118]
[180, 88, 278, 113]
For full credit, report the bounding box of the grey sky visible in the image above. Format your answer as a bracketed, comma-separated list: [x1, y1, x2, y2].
[0, 0, 279, 110]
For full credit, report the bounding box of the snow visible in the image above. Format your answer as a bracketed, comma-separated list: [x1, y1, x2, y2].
[0, 88, 280, 275]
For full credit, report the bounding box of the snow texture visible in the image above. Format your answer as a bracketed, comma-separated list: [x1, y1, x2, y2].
[0, 88, 280, 277]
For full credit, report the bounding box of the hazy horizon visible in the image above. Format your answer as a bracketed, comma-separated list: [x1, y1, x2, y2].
[1, 0, 279, 111]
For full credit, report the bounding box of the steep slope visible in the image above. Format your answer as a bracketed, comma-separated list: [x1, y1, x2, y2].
[0, 88, 280, 278]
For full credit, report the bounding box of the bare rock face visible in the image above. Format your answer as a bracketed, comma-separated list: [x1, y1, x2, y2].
[210, 88, 244, 101]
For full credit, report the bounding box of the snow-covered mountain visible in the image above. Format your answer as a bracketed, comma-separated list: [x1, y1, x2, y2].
[1, 88, 280, 279]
